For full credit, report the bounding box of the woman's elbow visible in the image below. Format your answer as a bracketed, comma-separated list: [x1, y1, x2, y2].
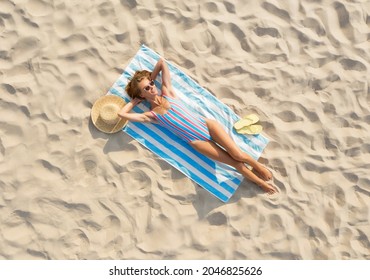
[158, 58, 165, 67]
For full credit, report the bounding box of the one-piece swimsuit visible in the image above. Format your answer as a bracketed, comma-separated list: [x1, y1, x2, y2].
[150, 95, 211, 143]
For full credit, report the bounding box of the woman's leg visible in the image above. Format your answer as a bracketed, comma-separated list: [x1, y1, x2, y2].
[205, 119, 272, 181]
[190, 140, 277, 194]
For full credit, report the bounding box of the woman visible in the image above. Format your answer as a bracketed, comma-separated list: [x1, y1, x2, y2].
[118, 58, 277, 194]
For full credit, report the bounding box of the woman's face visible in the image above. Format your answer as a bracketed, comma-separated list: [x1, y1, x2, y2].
[139, 78, 158, 98]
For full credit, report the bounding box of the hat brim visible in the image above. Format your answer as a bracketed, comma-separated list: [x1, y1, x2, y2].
[91, 95, 128, 134]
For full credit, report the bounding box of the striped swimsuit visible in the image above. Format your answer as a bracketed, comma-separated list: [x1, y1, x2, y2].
[150, 96, 212, 143]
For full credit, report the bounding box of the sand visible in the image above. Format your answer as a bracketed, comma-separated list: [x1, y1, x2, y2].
[0, 0, 369, 260]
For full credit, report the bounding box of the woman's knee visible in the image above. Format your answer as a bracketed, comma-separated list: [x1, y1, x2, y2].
[229, 150, 245, 162]
[234, 161, 245, 172]
[205, 119, 245, 160]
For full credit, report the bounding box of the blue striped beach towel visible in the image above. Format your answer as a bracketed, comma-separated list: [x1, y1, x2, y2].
[108, 45, 269, 202]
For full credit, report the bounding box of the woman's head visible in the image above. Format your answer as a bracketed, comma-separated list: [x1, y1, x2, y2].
[125, 70, 153, 99]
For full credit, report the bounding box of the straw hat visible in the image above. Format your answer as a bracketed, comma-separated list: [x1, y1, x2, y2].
[91, 95, 128, 133]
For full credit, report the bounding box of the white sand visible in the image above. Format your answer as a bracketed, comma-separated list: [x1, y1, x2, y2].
[0, 0, 369, 259]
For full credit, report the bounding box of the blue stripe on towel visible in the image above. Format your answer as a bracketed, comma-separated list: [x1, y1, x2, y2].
[107, 45, 269, 202]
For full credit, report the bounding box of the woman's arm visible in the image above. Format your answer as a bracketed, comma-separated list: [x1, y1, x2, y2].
[151, 58, 176, 98]
[118, 98, 155, 123]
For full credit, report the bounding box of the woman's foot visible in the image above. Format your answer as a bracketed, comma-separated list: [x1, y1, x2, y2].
[253, 164, 272, 181]
[259, 181, 278, 195]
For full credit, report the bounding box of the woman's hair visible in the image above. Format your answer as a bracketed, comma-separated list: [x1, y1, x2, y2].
[125, 70, 152, 99]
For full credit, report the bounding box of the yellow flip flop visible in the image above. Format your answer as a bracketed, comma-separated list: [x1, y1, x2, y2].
[233, 114, 259, 130]
[236, 124, 263, 135]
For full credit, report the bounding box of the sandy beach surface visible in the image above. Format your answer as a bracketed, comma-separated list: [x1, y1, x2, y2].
[0, 0, 369, 260]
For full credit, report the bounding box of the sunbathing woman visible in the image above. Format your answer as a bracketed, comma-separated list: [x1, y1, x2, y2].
[118, 58, 277, 194]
